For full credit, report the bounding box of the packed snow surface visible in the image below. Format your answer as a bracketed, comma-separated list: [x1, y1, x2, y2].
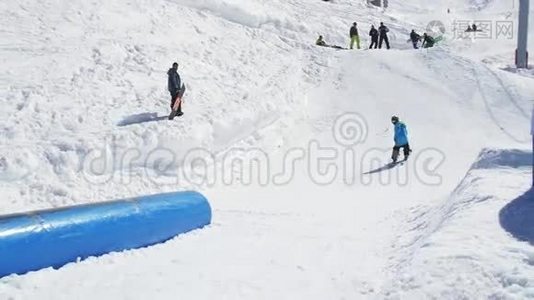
[0, 0, 533, 298]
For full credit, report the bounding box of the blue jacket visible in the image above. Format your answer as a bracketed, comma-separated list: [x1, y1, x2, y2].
[393, 122, 409, 146]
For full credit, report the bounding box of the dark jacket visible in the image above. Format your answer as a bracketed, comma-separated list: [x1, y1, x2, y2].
[369, 28, 379, 39]
[167, 68, 181, 93]
[410, 31, 420, 42]
[378, 25, 389, 36]
[350, 26, 359, 37]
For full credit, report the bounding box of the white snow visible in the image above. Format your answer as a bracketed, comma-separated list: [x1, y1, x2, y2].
[1, 0, 534, 298]
[384, 148, 534, 299]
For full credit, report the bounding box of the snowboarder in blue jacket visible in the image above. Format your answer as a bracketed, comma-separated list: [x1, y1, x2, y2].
[391, 116, 411, 162]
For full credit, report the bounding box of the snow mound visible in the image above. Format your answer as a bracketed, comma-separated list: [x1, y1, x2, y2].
[472, 148, 532, 169]
[175, 0, 299, 31]
[385, 149, 534, 299]
[0, 148, 39, 182]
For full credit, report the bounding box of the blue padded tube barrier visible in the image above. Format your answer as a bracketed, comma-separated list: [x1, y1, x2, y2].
[0, 191, 211, 277]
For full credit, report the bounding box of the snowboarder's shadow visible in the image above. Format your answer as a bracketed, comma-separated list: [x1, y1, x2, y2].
[362, 162, 400, 175]
[499, 188, 534, 246]
[117, 112, 167, 127]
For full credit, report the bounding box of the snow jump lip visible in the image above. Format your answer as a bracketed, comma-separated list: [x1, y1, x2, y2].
[0, 191, 211, 278]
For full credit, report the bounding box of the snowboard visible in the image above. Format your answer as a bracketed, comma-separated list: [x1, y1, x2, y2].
[389, 158, 407, 167]
[331, 45, 348, 50]
[362, 157, 408, 175]
[168, 84, 186, 120]
[318, 44, 348, 50]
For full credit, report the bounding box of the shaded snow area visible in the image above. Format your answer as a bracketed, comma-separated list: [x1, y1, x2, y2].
[384, 149, 534, 299]
[1, 0, 534, 299]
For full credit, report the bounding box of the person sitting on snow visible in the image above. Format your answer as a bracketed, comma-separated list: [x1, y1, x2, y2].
[316, 35, 327, 46]
[315, 35, 344, 49]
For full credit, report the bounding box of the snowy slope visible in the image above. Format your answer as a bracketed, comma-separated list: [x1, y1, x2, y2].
[384, 149, 534, 299]
[1, 0, 534, 299]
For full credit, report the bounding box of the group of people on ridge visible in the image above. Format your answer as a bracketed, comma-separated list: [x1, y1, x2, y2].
[316, 22, 391, 49]
[347, 22, 391, 49]
[316, 22, 437, 50]
[366, 22, 390, 49]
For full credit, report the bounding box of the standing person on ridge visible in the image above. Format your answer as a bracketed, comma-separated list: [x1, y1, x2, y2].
[349, 22, 361, 49]
[391, 116, 411, 163]
[369, 25, 379, 49]
[378, 22, 390, 49]
[410, 29, 421, 49]
[167, 62, 183, 116]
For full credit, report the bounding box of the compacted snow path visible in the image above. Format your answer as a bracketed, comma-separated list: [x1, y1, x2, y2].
[1, 0, 533, 299]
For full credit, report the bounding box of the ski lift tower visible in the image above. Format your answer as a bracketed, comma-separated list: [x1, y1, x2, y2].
[516, 0, 529, 68]
[531, 104, 534, 187]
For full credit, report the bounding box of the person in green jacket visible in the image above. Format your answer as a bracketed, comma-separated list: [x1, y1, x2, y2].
[422, 33, 435, 48]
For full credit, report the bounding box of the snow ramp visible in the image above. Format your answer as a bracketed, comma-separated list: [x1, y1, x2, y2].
[384, 148, 534, 299]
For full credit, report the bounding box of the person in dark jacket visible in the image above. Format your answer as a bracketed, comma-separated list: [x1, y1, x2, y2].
[167, 62, 182, 114]
[378, 22, 390, 49]
[369, 25, 379, 49]
[349, 22, 360, 49]
[410, 29, 421, 49]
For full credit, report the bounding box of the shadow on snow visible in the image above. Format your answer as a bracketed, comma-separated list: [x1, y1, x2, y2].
[362, 161, 402, 175]
[499, 188, 534, 246]
[117, 112, 167, 127]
